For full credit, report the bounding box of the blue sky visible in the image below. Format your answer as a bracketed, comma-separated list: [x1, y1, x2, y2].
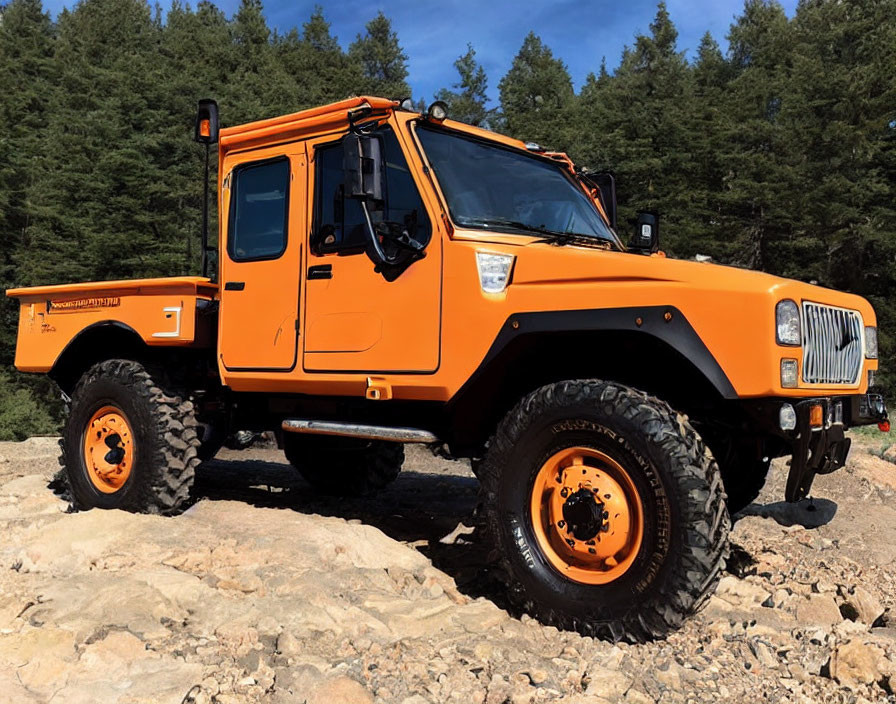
[40, 0, 799, 104]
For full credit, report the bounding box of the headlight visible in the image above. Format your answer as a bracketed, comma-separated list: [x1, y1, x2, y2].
[475, 252, 514, 293]
[865, 326, 878, 359]
[776, 300, 801, 346]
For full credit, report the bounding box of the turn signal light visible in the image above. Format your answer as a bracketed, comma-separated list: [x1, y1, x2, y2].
[808, 404, 824, 428]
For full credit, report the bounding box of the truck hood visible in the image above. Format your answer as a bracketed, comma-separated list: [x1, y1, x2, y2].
[510, 242, 876, 325]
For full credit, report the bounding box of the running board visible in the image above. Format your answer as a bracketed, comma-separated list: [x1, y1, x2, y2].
[281, 419, 438, 444]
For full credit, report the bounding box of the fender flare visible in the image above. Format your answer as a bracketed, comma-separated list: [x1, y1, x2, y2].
[446, 306, 737, 451]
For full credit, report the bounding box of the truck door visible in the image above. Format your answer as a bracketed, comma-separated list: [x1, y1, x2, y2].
[219, 144, 306, 371]
[302, 126, 441, 373]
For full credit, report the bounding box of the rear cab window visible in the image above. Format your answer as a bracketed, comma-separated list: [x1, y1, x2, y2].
[228, 157, 290, 262]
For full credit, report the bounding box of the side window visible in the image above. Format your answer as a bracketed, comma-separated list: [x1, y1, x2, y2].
[313, 126, 431, 254]
[228, 157, 290, 262]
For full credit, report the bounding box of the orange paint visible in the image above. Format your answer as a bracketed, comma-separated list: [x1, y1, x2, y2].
[83, 405, 134, 493]
[529, 446, 643, 585]
[5, 97, 880, 406]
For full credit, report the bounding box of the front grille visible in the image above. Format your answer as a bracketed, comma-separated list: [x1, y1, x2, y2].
[801, 302, 864, 385]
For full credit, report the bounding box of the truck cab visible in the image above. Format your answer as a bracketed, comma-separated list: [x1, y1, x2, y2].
[7, 96, 888, 641]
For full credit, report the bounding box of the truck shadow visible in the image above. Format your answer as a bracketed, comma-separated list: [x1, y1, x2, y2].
[192, 457, 510, 609]
[737, 497, 838, 528]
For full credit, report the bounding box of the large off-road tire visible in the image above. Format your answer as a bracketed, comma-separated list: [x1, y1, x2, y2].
[60, 359, 200, 515]
[479, 380, 730, 641]
[283, 434, 404, 496]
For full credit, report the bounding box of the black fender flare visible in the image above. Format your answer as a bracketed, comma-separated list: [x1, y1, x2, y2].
[446, 306, 737, 452]
[49, 320, 147, 391]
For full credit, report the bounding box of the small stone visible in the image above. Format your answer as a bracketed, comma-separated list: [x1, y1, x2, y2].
[527, 668, 548, 685]
[841, 586, 885, 626]
[277, 631, 302, 658]
[813, 579, 837, 594]
[584, 666, 631, 699]
[307, 676, 373, 704]
[773, 588, 791, 608]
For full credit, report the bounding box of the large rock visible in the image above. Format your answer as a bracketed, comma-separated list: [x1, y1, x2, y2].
[715, 576, 772, 607]
[829, 640, 886, 690]
[795, 594, 842, 627]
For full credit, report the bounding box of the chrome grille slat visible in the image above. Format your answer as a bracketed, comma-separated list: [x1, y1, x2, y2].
[801, 302, 863, 385]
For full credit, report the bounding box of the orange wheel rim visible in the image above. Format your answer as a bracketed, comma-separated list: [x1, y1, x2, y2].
[530, 446, 643, 585]
[83, 405, 134, 493]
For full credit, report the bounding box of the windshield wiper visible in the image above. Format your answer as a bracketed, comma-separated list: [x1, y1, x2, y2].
[460, 217, 614, 249]
[459, 217, 566, 237]
[532, 232, 615, 250]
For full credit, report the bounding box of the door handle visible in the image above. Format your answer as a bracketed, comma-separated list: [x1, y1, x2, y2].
[307, 265, 332, 280]
[224, 281, 245, 291]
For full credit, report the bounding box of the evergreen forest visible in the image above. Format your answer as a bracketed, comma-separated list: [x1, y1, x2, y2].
[0, 0, 894, 438]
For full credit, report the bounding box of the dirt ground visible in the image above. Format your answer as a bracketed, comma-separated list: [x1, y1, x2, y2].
[1, 430, 896, 703]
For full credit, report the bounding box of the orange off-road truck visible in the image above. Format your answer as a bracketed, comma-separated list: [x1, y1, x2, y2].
[8, 96, 889, 639]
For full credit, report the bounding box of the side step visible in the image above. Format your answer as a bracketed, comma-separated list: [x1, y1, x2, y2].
[281, 419, 438, 444]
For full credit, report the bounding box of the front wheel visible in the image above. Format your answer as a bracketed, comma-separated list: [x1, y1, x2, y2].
[479, 380, 730, 641]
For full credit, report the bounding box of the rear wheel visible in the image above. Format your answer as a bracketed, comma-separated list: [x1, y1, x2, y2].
[283, 434, 404, 496]
[61, 359, 200, 514]
[479, 379, 730, 641]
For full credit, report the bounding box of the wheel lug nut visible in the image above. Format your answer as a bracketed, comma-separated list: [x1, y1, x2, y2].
[566, 539, 576, 547]
[588, 548, 596, 554]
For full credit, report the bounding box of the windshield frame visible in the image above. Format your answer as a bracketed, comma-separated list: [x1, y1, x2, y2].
[408, 120, 624, 250]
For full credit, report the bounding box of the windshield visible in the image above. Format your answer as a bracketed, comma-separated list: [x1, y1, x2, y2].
[416, 125, 618, 245]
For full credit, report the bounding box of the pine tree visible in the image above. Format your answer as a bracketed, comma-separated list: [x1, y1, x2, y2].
[0, 0, 56, 302]
[0, 0, 60, 431]
[435, 44, 492, 127]
[575, 3, 692, 252]
[347, 12, 410, 99]
[720, 0, 796, 273]
[498, 32, 575, 150]
[275, 7, 360, 108]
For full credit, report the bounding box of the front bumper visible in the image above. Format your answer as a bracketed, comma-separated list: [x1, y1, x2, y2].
[784, 393, 888, 502]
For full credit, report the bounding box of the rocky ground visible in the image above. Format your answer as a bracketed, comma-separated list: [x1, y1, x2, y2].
[1, 432, 896, 704]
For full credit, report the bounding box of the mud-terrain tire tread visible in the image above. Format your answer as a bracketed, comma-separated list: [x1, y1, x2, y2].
[283, 435, 404, 496]
[478, 379, 730, 642]
[59, 359, 200, 515]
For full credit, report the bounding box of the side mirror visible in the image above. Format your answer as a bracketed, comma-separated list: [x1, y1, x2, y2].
[629, 212, 659, 254]
[591, 172, 617, 230]
[194, 98, 219, 144]
[343, 134, 384, 201]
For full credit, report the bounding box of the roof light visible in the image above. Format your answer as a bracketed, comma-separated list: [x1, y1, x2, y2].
[399, 97, 415, 111]
[525, 142, 543, 152]
[426, 101, 448, 122]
